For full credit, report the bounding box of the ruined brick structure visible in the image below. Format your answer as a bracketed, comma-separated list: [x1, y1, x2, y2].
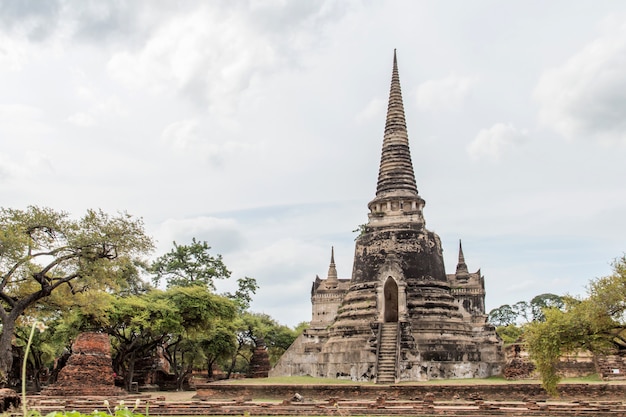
[271, 51, 503, 382]
[42, 332, 125, 396]
[247, 338, 271, 378]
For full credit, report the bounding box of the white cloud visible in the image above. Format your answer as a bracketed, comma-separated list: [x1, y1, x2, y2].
[106, 5, 279, 114]
[355, 97, 385, 124]
[67, 112, 95, 127]
[105, 2, 351, 114]
[416, 74, 475, 111]
[0, 153, 20, 179]
[0, 32, 28, 71]
[2, 0, 625, 329]
[0, 149, 53, 181]
[534, 22, 626, 145]
[467, 123, 529, 161]
[0, 104, 52, 139]
[161, 119, 260, 165]
[65, 97, 127, 128]
[237, 238, 325, 276]
[96, 96, 128, 118]
[152, 216, 245, 255]
[161, 119, 200, 151]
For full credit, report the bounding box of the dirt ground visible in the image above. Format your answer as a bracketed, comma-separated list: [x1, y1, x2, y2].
[147, 390, 198, 402]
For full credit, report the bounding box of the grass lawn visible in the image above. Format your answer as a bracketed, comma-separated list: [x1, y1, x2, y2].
[206, 373, 608, 385]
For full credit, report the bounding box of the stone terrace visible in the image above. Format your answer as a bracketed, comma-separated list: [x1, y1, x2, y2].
[22, 395, 626, 416]
[19, 383, 626, 416]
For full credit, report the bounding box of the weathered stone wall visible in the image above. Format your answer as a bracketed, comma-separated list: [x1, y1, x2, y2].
[270, 332, 325, 378]
[318, 343, 377, 381]
[597, 354, 626, 380]
[503, 344, 597, 380]
[0, 389, 19, 412]
[195, 382, 626, 401]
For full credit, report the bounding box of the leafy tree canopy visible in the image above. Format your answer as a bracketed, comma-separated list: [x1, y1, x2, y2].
[495, 324, 523, 344]
[488, 293, 565, 329]
[488, 304, 517, 327]
[150, 238, 230, 289]
[530, 293, 565, 322]
[525, 255, 626, 395]
[150, 239, 258, 311]
[223, 276, 258, 312]
[0, 206, 153, 383]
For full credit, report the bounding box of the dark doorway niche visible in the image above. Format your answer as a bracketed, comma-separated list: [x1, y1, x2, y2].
[384, 277, 399, 322]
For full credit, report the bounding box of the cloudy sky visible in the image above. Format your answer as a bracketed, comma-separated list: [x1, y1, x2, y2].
[1, 0, 625, 327]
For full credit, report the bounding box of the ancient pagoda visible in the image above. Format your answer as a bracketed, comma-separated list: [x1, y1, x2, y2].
[270, 51, 503, 382]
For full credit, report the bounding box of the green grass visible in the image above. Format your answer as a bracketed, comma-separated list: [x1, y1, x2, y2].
[213, 374, 613, 385]
[561, 373, 603, 383]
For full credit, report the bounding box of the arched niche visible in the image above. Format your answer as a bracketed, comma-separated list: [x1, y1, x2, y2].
[384, 277, 399, 322]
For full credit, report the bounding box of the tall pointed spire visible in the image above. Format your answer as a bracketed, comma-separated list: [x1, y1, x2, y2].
[375, 49, 418, 197]
[456, 240, 469, 278]
[367, 50, 425, 228]
[326, 246, 338, 283]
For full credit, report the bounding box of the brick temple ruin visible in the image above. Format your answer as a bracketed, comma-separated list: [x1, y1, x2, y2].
[41, 332, 125, 396]
[271, 51, 503, 382]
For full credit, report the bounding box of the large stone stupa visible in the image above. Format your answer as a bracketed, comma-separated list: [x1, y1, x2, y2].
[270, 51, 503, 383]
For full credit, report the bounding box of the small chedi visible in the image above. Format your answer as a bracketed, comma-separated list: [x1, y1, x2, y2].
[247, 338, 271, 378]
[271, 51, 503, 382]
[42, 332, 125, 396]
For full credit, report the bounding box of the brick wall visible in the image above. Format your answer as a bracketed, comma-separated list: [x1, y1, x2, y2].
[195, 382, 626, 401]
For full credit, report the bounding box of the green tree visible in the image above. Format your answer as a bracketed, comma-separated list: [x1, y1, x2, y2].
[293, 321, 310, 336]
[13, 319, 56, 391]
[525, 255, 626, 395]
[0, 206, 153, 384]
[150, 238, 230, 289]
[161, 285, 237, 390]
[149, 239, 258, 382]
[265, 321, 297, 366]
[106, 292, 172, 390]
[512, 301, 531, 324]
[33, 288, 117, 386]
[223, 276, 259, 312]
[530, 293, 564, 322]
[488, 304, 517, 327]
[495, 324, 523, 344]
[225, 312, 296, 377]
[102, 286, 237, 390]
[200, 322, 237, 380]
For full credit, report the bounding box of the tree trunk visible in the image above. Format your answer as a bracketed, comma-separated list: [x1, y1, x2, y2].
[29, 349, 46, 393]
[226, 345, 241, 380]
[125, 351, 136, 392]
[31, 363, 41, 393]
[0, 318, 16, 386]
[207, 358, 214, 380]
[171, 348, 182, 391]
[49, 348, 70, 384]
[177, 363, 191, 391]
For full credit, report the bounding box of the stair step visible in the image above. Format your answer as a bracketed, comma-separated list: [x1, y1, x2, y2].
[377, 323, 399, 384]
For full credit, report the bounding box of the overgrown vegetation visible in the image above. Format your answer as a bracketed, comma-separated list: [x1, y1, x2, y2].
[0, 206, 154, 385]
[524, 255, 626, 395]
[0, 206, 299, 392]
[487, 255, 626, 396]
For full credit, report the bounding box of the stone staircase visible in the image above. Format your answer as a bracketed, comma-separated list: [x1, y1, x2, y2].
[376, 322, 398, 384]
[596, 354, 626, 380]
